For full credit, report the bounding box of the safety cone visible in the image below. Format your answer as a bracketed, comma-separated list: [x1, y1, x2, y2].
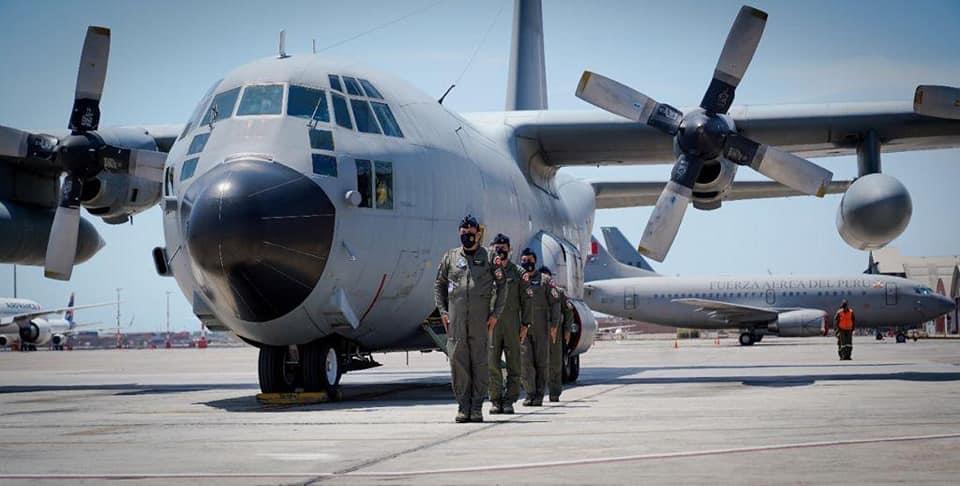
[673, 339, 678, 349]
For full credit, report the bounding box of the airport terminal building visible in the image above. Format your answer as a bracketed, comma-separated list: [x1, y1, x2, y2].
[868, 247, 960, 334]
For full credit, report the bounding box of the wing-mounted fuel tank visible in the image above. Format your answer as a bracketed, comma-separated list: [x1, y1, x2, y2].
[0, 201, 103, 265]
[836, 173, 912, 250]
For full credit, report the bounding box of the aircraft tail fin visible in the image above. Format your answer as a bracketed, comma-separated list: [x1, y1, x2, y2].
[505, 0, 547, 110]
[601, 227, 656, 272]
[64, 292, 76, 328]
[585, 236, 658, 282]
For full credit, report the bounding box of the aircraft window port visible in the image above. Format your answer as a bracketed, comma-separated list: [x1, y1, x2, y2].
[350, 99, 382, 134]
[309, 129, 334, 151]
[374, 161, 393, 210]
[164, 166, 176, 197]
[312, 154, 338, 177]
[180, 158, 199, 181]
[187, 133, 210, 155]
[371, 102, 403, 137]
[343, 76, 364, 96]
[237, 84, 284, 116]
[329, 74, 343, 92]
[359, 79, 383, 99]
[332, 93, 353, 129]
[289, 85, 330, 122]
[355, 159, 373, 207]
[202, 87, 241, 125]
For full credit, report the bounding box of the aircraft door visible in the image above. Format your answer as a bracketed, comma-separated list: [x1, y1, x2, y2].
[526, 232, 583, 297]
[765, 289, 776, 305]
[885, 282, 898, 306]
[624, 288, 637, 310]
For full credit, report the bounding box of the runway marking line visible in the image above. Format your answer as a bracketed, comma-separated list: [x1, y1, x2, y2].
[1, 431, 958, 480]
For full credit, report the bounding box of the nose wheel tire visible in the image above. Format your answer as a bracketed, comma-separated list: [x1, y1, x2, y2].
[739, 332, 755, 346]
[895, 332, 907, 343]
[301, 340, 342, 393]
[258, 345, 301, 393]
[562, 353, 580, 383]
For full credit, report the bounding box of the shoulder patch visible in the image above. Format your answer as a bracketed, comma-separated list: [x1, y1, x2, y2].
[494, 268, 504, 279]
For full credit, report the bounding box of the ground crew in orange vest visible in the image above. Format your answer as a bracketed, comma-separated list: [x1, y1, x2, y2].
[834, 300, 855, 360]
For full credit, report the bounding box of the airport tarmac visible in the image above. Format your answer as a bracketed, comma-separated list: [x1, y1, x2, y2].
[1, 336, 959, 485]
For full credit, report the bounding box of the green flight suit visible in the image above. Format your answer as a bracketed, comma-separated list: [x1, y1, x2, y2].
[521, 271, 561, 401]
[488, 261, 531, 406]
[434, 246, 507, 415]
[548, 287, 575, 398]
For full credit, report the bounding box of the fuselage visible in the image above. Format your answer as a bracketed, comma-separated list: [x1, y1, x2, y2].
[585, 274, 954, 330]
[161, 55, 595, 351]
[0, 298, 72, 346]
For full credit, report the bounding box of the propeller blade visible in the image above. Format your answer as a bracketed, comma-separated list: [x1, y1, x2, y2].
[637, 156, 705, 261]
[44, 176, 85, 281]
[724, 133, 832, 196]
[69, 26, 111, 133]
[700, 6, 767, 114]
[0, 125, 30, 159]
[914, 85, 960, 120]
[576, 71, 683, 135]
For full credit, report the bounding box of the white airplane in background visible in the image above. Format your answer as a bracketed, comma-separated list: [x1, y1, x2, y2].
[0, 293, 114, 350]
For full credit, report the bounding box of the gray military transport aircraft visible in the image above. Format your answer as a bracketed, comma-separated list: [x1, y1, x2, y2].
[585, 227, 956, 346]
[1, 2, 959, 393]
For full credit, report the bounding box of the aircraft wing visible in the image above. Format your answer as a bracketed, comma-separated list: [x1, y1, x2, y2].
[592, 180, 850, 209]
[672, 298, 779, 324]
[0, 302, 118, 326]
[494, 101, 960, 166]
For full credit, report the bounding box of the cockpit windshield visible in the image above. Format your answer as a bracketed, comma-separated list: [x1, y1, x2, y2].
[201, 87, 241, 125]
[915, 287, 934, 295]
[237, 84, 284, 116]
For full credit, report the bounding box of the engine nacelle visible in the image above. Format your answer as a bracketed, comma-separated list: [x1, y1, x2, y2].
[568, 299, 598, 355]
[836, 173, 912, 250]
[20, 320, 52, 346]
[770, 309, 827, 337]
[51, 334, 67, 346]
[692, 159, 738, 210]
[0, 201, 104, 265]
[0, 334, 16, 347]
[81, 127, 166, 224]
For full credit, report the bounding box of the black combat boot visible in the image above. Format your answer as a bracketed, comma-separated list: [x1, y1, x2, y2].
[502, 401, 515, 414]
[455, 404, 470, 423]
[470, 407, 484, 423]
[549, 395, 559, 402]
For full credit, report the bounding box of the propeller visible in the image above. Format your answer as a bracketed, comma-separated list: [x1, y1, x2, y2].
[576, 6, 833, 261]
[1, 26, 165, 280]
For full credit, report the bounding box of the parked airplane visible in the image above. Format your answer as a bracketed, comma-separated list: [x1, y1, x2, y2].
[0, 293, 112, 350]
[1, 2, 958, 391]
[585, 228, 956, 345]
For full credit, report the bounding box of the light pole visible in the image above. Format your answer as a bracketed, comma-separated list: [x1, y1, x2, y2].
[165, 291, 171, 348]
[115, 288, 122, 349]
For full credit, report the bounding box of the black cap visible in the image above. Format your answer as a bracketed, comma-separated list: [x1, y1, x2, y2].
[459, 214, 479, 229]
[492, 233, 510, 246]
[520, 248, 537, 260]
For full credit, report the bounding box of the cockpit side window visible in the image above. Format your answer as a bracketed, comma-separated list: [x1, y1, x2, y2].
[359, 79, 383, 99]
[331, 93, 353, 129]
[350, 99, 382, 134]
[201, 87, 241, 126]
[187, 133, 210, 155]
[180, 158, 199, 181]
[328, 74, 343, 92]
[288, 85, 329, 122]
[371, 102, 403, 137]
[343, 76, 364, 96]
[237, 84, 284, 116]
[180, 80, 220, 140]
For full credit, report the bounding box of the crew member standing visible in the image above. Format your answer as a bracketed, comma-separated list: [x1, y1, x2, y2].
[519, 250, 560, 406]
[541, 267, 574, 402]
[487, 234, 531, 415]
[434, 215, 506, 423]
[834, 300, 855, 361]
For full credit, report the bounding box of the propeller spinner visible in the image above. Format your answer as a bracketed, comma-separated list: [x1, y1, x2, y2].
[576, 6, 834, 261]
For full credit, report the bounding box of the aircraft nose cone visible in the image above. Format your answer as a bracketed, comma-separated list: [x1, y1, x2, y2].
[182, 159, 335, 322]
[936, 296, 956, 316]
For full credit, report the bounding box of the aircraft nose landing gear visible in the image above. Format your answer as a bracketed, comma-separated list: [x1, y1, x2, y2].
[257, 339, 344, 395]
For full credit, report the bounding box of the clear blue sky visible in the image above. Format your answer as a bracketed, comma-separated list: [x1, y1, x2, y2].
[0, 0, 958, 331]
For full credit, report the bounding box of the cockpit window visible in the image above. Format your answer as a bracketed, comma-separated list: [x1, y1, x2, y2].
[359, 79, 383, 99]
[343, 76, 364, 96]
[371, 102, 403, 137]
[201, 87, 241, 126]
[350, 99, 382, 134]
[288, 85, 329, 122]
[237, 84, 284, 116]
[180, 158, 199, 181]
[180, 80, 220, 140]
[328, 74, 343, 92]
[331, 93, 353, 129]
[187, 133, 210, 155]
[915, 287, 934, 295]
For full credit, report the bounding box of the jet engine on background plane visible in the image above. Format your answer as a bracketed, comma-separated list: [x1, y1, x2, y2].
[768, 309, 827, 337]
[836, 173, 912, 250]
[18, 320, 53, 346]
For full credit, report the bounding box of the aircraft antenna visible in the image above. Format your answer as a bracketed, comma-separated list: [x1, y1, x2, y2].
[278, 30, 289, 59]
[312, 39, 317, 54]
[440, 0, 507, 104]
[314, 1, 443, 54]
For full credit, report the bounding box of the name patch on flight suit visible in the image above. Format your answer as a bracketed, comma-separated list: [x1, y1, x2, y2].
[456, 257, 468, 269]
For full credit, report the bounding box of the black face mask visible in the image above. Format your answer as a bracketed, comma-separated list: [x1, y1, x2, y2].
[496, 250, 508, 260]
[521, 261, 536, 272]
[460, 232, 477, 248]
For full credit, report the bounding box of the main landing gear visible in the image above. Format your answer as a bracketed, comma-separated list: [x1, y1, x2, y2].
[738, 332, 764, 346]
